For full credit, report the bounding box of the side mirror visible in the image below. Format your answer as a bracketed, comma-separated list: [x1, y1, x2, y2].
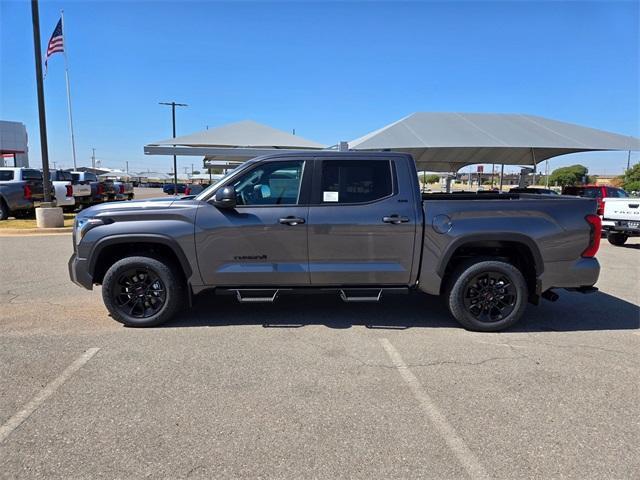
[212, 186, 237, 208]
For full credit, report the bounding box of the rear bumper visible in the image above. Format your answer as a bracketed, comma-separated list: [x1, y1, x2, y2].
[540, 257, 600, 292]
[602, 220, 640, 235]
[8, 198, 34, 212]
[68, 253, 93, 290]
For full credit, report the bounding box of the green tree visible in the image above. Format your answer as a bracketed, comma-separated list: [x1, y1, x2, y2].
[422, 174, 440, 184]
[549, 164, 590, 187]
[621, 163, 640, 192]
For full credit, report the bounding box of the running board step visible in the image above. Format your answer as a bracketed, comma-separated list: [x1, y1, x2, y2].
[339, 289, 383, 303]
[235, 289, 280, 303]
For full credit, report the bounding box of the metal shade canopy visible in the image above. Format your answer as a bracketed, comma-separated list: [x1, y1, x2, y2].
[145, 120, 324, 159]
[348, 112, 640, 171]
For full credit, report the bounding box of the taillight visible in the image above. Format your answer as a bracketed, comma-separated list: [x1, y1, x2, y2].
[119, 185, 125, 194]
[24, 185, 32, 200]
[185, 187, 191, 195]
[582, 214, 601, 258]
[66, 185, 73, 197]
[97, 184, 104, 195]
[596, 198, 604, 216]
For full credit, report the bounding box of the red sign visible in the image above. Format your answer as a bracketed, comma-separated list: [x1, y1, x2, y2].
[477, 165, 484, 173]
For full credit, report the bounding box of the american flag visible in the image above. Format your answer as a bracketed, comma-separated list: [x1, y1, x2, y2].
[45, 18, 64, 75]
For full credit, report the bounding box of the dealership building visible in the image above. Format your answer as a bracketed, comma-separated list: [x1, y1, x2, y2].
[0, 120, 29, 168]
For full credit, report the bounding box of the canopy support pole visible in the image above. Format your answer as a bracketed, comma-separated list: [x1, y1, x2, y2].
[499, 164, 504, 191]
[531, 148, 537, 186]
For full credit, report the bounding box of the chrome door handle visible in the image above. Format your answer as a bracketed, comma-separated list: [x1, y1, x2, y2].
[383, 215, 409, 224]
[279, 216, 306, 226]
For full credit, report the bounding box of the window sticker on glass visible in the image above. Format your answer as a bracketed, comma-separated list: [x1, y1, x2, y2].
[323, 191, 339, 202]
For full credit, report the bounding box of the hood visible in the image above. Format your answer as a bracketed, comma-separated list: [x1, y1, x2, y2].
[77, 197, 185, 218]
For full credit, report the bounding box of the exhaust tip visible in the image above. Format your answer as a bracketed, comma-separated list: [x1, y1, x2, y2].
[541, 290, 559, 302]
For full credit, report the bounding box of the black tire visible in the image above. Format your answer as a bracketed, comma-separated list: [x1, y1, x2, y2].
[0, 199, 8, 220]
[445, 259, 528, 332]
[607, 233, 628, 246]
[102, 256, 185, 327]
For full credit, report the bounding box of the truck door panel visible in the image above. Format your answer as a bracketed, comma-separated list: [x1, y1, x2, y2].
[195, 159, 311, 286]
[307, 159, 417, 285]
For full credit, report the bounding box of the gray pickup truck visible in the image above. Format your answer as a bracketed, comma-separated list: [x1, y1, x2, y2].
[0, 167, 45, 220]
[69, 152, 601, 331]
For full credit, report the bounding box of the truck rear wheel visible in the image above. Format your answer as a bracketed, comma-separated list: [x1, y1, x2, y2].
[102, 256, 185, 327]
[446, 259, 528, 332]
[0, 199, 8, 220]
[607, 233, 628, 246]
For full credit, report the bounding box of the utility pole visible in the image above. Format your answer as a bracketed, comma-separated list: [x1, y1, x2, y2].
[627, 150, 632, 171]
[125, 161, 129, 174]
[91, 148, 96, 169]
[191, 163, 194, 175]
[159, 101, 187, 190]
[30, 0, 52, 203]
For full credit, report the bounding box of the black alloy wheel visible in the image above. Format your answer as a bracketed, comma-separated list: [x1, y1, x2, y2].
[462, 271, 517, 323]
[102, 256, 185, 327]
[113, 267, 166, 318]
[446, 259, 528, 332]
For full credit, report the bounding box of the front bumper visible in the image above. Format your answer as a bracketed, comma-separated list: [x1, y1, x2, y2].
[68, 253, 93, 290]
[540, 257, 600, 292]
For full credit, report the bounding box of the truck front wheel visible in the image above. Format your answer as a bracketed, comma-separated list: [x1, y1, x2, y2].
[446, 260, 528, 332]
[102, 256, 185, 327]
[607, 233, 628, 246]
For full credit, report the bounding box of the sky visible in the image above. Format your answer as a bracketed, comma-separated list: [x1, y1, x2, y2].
[1, 0, 639, 175]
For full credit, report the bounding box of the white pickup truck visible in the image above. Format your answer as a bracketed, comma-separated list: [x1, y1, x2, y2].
[602, 196, 640, 245]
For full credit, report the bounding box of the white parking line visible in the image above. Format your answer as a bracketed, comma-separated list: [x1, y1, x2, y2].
[380, 338, 489, 480]
[0, 347, 100, 443]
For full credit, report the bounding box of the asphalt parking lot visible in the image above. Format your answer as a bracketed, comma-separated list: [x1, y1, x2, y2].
[0, 234, 638, 479]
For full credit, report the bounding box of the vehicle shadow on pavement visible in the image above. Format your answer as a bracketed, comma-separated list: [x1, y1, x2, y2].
[164, 290, 639, 332]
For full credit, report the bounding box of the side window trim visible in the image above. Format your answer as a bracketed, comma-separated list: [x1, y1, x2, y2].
[310, 158, 397, 206]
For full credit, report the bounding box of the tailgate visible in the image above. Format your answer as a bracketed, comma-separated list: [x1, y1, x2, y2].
[27, 180, 45, 201]
[72, 184, 92, 196]
[603, 198, 640, 221]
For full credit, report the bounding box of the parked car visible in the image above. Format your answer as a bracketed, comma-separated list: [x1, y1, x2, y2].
[562, 185, 628, 216]
[49, 170, 76, 211]
[602, 196, 640, 246]
[66, 171, 92, 208]
[70, 152, 601, 332]
[113, 180, 134, 201]
[71, 171, 108, 206]
[184, 184, 206, 195]
[509, 187, 559, 195]
[163, 183, 187, 195]
[0, 167, 45, 220]
[102, 179, 134, 201]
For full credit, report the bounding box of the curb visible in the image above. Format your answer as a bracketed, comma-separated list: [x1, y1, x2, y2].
[0, 227, 73, 236]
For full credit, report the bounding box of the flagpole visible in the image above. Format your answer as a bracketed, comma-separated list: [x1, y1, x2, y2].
[60, 10, 77, 170]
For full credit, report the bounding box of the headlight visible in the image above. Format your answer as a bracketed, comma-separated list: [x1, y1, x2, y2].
[75, 217, 103, 244]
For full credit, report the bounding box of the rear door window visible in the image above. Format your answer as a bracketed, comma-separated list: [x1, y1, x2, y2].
[22, 169, 42, 180]
[0, 170, 14, 181]
[318, 160, 393, 204]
